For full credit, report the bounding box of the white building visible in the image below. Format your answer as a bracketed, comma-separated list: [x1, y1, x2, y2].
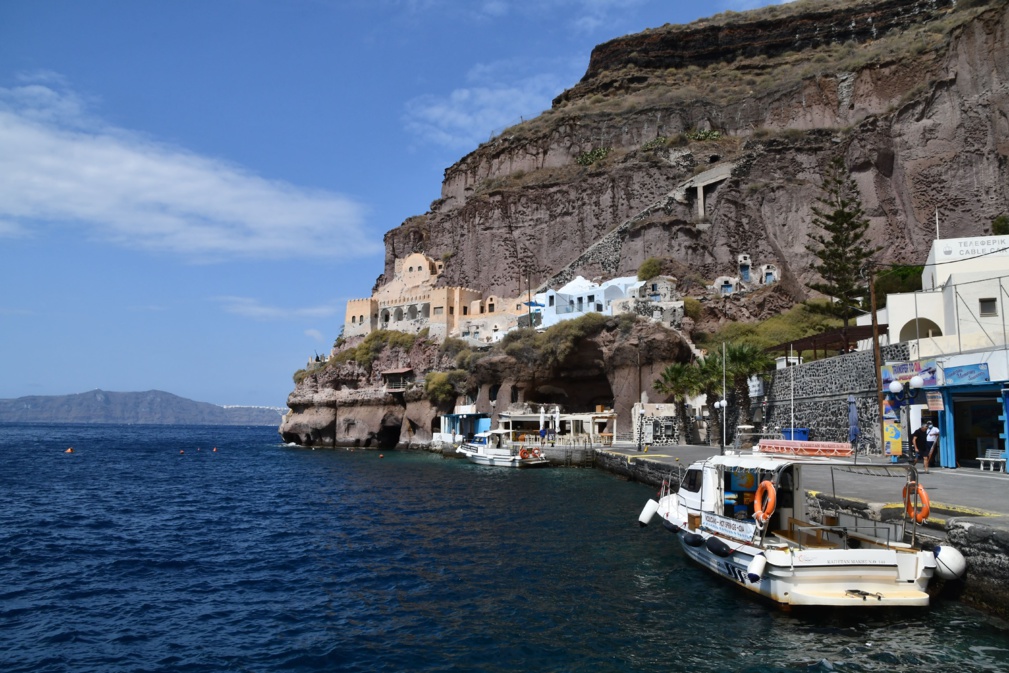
[532, 275, 640, 329]
[857, 235, 1009, 469]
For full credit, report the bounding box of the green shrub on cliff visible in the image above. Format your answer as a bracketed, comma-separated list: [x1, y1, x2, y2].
[576, 147, 611, 166]
[638, 257, 663, 281]
[695, 301, 841, 356]
[332, 330, 421, 369]
[424, 369, 470, 409]
[498, 313, 609, 371]
[683, 297, 702, 321]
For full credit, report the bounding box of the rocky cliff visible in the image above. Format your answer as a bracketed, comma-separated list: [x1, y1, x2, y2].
[386, 0, 1008, 298]
[283, 0, 1009, 448]
[280, 316, 693, 448]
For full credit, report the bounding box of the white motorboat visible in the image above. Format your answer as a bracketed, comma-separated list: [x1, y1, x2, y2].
[456, 430, 549, 468]
[638, 443, 966, 607]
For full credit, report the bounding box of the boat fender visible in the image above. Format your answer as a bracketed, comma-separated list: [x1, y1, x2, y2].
[661, 519, 681, 534]
[638, 499, 660, 527]
[682, 532, 705, 547]
[705, 536, 732, 558]
[746, 553, 767, 583]
[933, 545, 967, 580]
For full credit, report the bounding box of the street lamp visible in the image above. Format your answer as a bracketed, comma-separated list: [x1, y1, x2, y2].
[887, 375, 924, 464]
[715, 399, 728, 455]
[637, 406, 646, 452]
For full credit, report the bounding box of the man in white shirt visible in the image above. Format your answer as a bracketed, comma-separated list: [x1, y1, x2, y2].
[925, 421, 940, 473]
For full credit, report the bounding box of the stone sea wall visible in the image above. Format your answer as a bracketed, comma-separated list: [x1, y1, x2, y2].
[762, 343, 910, 447]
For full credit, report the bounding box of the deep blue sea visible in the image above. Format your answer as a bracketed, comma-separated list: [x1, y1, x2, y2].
[2, 423, 1008, 672]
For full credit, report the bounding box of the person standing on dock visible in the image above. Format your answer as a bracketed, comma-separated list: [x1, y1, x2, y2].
[925, 421, 939, 473]
[910, 422, 929, 469]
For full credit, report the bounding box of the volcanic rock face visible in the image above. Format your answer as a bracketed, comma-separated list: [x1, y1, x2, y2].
[280, 318, 693, 448]
[284, 0, 1009, 448]
[385, 0, 1008, 299]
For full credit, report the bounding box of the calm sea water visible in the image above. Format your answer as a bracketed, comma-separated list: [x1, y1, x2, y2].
[2, 423, 1008, 673]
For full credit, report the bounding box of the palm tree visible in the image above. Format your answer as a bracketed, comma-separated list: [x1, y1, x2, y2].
[697, 351, 726, 447]
[653, 362, 701, 444]
[725, 343, 774, 429]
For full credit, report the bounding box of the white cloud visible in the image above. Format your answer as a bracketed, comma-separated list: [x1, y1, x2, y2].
[403, 64, 572, 151]
[304, 328, 326, 342]
[0, 79, 382, 261]
[213, 296, 343, 321]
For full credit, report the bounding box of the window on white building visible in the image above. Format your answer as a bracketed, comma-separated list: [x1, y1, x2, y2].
[980, 298, 998, 317]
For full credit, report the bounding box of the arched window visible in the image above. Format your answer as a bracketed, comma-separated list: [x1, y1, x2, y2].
[899, 318, 943, 341]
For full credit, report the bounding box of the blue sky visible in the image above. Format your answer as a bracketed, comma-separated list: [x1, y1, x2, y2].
[0, 0, 790, 408]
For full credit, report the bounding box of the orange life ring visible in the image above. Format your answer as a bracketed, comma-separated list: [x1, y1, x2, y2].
[531, 448, 541, 458]
[519, 448, 530, 459]
[903, 483, 931, 523]
[754, 480, 777, 525]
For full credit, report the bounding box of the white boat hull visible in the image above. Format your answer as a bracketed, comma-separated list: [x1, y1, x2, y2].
[657, 494, 934, 607]
[456, 444, 549, 468]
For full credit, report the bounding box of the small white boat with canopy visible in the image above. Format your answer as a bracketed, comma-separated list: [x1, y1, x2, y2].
[456, 430, 549, 468]
[638, 442, 966, 607]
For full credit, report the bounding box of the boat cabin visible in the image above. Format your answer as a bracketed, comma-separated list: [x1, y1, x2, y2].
[678, 454, 913, 550]
[679, 455, 801, 543]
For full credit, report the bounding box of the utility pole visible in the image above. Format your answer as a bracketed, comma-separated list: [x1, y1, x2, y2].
[868, 266, 885, 454]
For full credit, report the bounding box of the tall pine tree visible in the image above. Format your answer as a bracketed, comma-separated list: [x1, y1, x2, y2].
[807, 157, 881, 351]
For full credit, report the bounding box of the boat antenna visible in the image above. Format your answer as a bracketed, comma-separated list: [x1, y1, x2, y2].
[722, 341, 727, 455]
[790, 343, 795, 437]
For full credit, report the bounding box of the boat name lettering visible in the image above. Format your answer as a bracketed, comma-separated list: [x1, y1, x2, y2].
[797, 553, 888, 565]
[721, 561, 747, 584]
[702, 512, 756, 542]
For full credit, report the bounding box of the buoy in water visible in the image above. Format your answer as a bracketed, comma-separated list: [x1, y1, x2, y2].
[638, 499, 659, 527]
[180, 450, 185, 454]
[212, 447, 217, 452]
[933, 545, 967, 579]
[65, 447, 74, 453]
[379, 454, 384, 458]
[746, 553, 767, 583]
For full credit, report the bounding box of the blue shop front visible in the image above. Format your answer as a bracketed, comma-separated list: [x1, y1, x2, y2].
[885, 360, 1007, 469]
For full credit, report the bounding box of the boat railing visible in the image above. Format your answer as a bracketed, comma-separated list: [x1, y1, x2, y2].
[779, 519, 906, 551]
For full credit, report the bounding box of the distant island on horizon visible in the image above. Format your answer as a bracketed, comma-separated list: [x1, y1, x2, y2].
[0, 389, 285, 426]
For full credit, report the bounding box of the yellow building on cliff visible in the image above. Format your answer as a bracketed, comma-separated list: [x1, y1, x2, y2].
[343, 253, 532, 343]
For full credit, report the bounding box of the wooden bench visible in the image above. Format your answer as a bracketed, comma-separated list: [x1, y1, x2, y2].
[773, 518, 835, 548]
[978, 448, 1006, 472]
